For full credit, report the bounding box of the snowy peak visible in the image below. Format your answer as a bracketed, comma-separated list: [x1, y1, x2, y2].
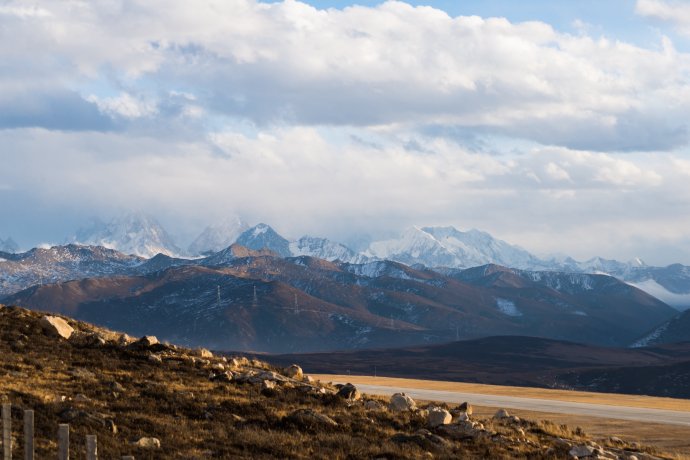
[187, 216, 249, 256]
[235, 224, 291, 257]
[367, 226, 540, 269]
[72, 213, 181, 258]
[0, 237, 19, 253]
[290, 236, 367, 264]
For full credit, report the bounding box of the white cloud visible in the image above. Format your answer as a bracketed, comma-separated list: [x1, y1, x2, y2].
[636, 0, 690, 35]
[0, 0, 688, 150]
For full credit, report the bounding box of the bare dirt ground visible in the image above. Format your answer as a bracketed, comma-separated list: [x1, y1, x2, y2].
[315, 375, 690, 458]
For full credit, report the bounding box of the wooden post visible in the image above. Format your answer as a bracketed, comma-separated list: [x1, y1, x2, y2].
[57, 424, 69, 460]
[85, 435, 97, 460]
[2, 403, 11, 460]
[23, 411, 33, 460]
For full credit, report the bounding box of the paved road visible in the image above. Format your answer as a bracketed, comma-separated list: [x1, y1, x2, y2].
[353, 383, 690, 427]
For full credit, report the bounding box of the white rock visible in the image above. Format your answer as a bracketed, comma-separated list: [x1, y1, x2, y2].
[569, 445, 595, 458]
[134, 437, 161, 449]
[284, 364, 303, 380]
[39, 316, 74, 340]
[427, 407, 452, 428]
[389, 393, 417, 412]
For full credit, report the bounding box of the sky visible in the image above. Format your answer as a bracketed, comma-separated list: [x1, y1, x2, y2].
[1, 0, 690, 265]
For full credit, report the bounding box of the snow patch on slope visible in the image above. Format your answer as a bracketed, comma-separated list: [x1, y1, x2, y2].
[496, 298, 522, 317]
[630, 322, 669, 348]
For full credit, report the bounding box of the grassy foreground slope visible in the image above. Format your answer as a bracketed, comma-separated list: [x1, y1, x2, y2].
[0, 304, 673, 459]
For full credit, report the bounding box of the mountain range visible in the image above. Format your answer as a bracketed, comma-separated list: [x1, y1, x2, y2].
[60, 214, 689, 310]
[0, 236, 18, 253]
[0, 242, 678, 352]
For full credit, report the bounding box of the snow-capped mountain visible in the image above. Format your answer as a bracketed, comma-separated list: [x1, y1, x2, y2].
[235, 224, 292, 258]
[366, 226, 542, 269]
[290, 236, 368, 264]
[0, 237, 19, 253]
[0, 244, 142, 296]
[72, 213, 181, 258]
[187, 216, 249, 256]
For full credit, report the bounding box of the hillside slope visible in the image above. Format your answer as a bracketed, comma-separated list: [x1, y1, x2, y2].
[0, 305, 660, 459]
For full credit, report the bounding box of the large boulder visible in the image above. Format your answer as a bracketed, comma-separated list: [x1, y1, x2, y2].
[389, 393, 416, 412]
[427, 407, 452, 428]
[569, 445, 595, 458]
[336, 383, 361, 401]
[493, 408, 510, 420]
[40, 316, 74, 340]
[284, 364, 303, 380]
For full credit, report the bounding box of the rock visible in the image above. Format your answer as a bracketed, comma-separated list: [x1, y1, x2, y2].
[74, 394, 90, 403]
[438, 421, 481, 440]
[389, 393, 416, 412]
[210, 371, 234, 383]
[364, 400, 384, 411]
[458, 402, 473, 415]
[148, 354, 163, 364]
[455, 412, 470, 422]
[284, 364, 303, 380]
[130, 335, 159, 349]
[304, 375, 315, 384]
[39, 316, 74, 340]
[569, 445, 595, 458]
[337, 383, 361, 401]
[609, 436, 624, 445]
[427, 407, 452, 428]
[212, 363, 225, 371]
[391, 430, 449, 450]
[69, 331, 107, 347]
[286, 409, 338, 429]
[133, 437, 161, 449]
[117, 334, 134, 347]
[493, 408, 510, 419]
[261, 380, 277, 394]
[194, 348, 213, 358]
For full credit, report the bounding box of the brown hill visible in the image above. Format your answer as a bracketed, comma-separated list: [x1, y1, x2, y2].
[0, 304, 661, 459]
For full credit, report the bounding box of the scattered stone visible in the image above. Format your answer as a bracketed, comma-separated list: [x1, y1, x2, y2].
[230, 414, 246, 423]
[148, 353, 163, 364]
[261, 380, 277, 394]
[455, 412, 470, 422]
[69, 331, 107, 347]
[392, 429, 449, 450]
[458, 402, 473, 415]
[286, 409, 338, 429]
[39, 316, 74, 340]
[194, 348, 213, 358]
[134, 437, 161, 449]
[337, 383, 361, 401]
[284, 364, 303, 380]
[364, 400, 384, 411]
[609, 436, 624, 445]
[211, 363, 225, 371]
[210, 371, 234, 383]
[493, 408, 510, 419]
[427, 407, 452, 428]
[130, 335, 159, 350]
[389, 393, 417, 412]
[117, 334, 134, 347]
[304, 375, 315, 384]
[569, 445, 595, 458]
[438, 421, 481, 440]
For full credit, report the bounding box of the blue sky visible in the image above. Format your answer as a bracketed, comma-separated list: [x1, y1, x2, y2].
[1, 0, 690, 264]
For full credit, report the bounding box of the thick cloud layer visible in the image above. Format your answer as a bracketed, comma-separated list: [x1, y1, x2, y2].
[1, 1, 690, 264]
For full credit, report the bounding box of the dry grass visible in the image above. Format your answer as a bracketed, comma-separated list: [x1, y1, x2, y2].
[0, 305, 678, 459]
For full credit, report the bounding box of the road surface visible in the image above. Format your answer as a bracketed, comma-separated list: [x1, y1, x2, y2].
[352, 383, 690, 427]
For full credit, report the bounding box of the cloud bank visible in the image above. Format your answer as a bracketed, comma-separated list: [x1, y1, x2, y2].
[1, 1, 690, 264]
